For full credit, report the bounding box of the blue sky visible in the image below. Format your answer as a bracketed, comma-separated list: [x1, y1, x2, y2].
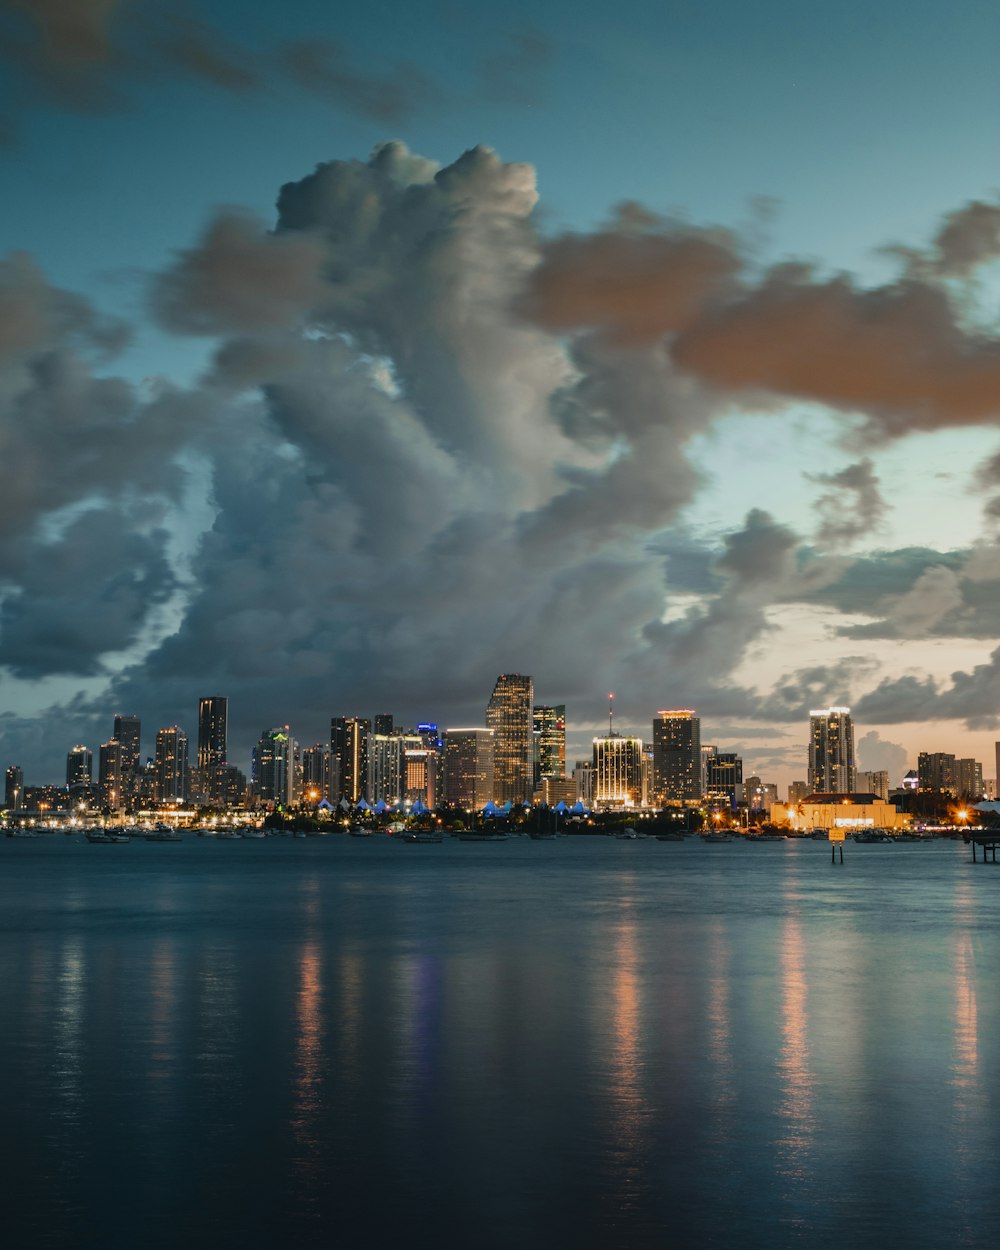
[2, 0, 1000, 787]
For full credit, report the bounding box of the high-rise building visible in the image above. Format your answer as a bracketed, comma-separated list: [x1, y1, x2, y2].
[787, 780, 809, 804]
[330, 717, 370, 803]
[113, 715, 141, 774]
[374, 713, 394, 737]
[301, 744, 332, 803]
[403, 747, 438, 808]
[253, 727, 295, 806]
[857, 770, 889, 801]
[5, 765, 24, 810]
[573, 759, 595, 806]
[533, 704, 566, 781]
[197, 696, 228, 771]
[98, 740, 122, 810]
[66, 745, 93, 789]
[652, 710, 702, 803]
[443, 728, 494, 809]
[155, 727, 189, 804]
[917, 751, 957, 795]
[367, 733, 413, 804]
[808, 708, 856, 793]
[956, 758, 983, 800]
[486, 674, 534, 803]
[705, 752, 742, 807]
[592, 734, 643, 808]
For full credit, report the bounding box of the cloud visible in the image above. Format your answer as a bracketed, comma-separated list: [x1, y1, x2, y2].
[856, 730, 909, 783]
[150, 210, 330, 335]
[808, 459, 886, 548]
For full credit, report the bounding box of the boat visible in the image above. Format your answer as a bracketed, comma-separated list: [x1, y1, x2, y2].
[615, 827, 638, 839]
[144, 825, 182, 842]
[86, 831, 131, 844]
[701, 833, 733, 843]
[401, 831, 444, 843]
[348, 827, 373, 837]
[216, 829, 242, 839]
[239, 827, 266, 839]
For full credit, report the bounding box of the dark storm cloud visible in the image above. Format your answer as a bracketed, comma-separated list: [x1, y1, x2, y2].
[0, 252, 127, 361]
[808, 459, 886, 548]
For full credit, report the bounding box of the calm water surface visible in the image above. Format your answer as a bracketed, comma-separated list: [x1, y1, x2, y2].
[1, 834, 998, 1249]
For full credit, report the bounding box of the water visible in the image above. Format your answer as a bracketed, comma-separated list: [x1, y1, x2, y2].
[1, 834, 998, 1249]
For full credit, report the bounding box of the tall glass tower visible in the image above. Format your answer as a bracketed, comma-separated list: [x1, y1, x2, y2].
[652, 710, 702, 804]
[486, 674, 534, 803]
[197, 696, 228, 771]
[808, 707, 856, 793]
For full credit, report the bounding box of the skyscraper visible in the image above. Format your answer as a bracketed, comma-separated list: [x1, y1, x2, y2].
[197, 696, 228, 771]
[98, 740, 122, 810]
[443, 728, 494, 809]
[155, 726, 189, 804]
[808, 707, 856, 793]
[301, 744, 332, 803]
[704, 751, 742, 807]
[652, 710, 702, 803]
[330, 717, 370, 804]
[533, 704, 566, 781]
[374, 713, 394, 737]
[66, 745, 93, 789]
[253, 727, 295, 806]
[486, 674, 534, 803]
[113, 715, 141, 774]
[592, 733, 643, 808]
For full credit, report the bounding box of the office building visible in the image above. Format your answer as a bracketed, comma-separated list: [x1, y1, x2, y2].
[705, 752, 743, 807]
[302, 744, 333, 803]
[573, 760, 595, 806]
[367, 733, 411, 804]
[653, 710, 702, 803]
[403, 747, 439, 808]
[808, 707, 856, 793]
[253, 727, 295, 806]
[66, 745, 93, 789]
[486, 674, 534, 803]
[374, 713, 394, 737]
[592, 734, 643, 808]
[154, 726, 189, 804]
[443, 728, 494, 808]
[787, 780, 809, 804]
[533, 704, 566, 781]
[331, 717, 370, 804]
[113, 715, 142, 774]
[197, 696, 228, 771]
[98, 740, 123, 810]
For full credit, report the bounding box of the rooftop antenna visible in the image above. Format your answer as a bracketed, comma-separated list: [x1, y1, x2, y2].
[608, 692, 614, 736]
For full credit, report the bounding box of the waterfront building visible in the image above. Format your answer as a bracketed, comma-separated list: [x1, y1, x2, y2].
[403, 746, 438, 808]
[808, 707, 856, 793]
[533, 704, 566, 782]
[302, 744, 333, 804]
[330, 716, 370, 803]
[917, 751, 957, 795]
[705, 752, 743, 807]
[66, 745, 93, 789]
[956, 758, 984, 800]
[573, 759, 595, 806]
[4, 764, 24, 811]
[253, 727, 295, 806]
[197, 696, 228, 771]
[771, 792, 911, 833]
[154, 726, 189, 804]
[98, 740, 122, 811]
[443, 728, 494, 808]
[367, 734, 424, 804]
[592, 734, 643, 808]
[652, 710, 702, 803]
[486, 674, 534, 803]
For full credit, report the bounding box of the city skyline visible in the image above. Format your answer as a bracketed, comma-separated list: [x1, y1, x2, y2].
[3, 2, 1000, 792]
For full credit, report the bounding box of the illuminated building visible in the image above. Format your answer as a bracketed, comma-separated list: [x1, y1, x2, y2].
[374, 713, 394, 736]
[486, 674, 534, 803]
[154, 726, 189, 804]
[592, 734, 643, 808]
[704, 751, 742, 807]
[5, 764, 24, 811]
[404, 747, 438, 808]
[98, 740, 122, 811]
[787, 780, 809, 804]
[573, 759, 595, 806]
[330, 717, 369, 803]
[197, 696, 228, 771]
[367, 734, 424, 804]
[533, 704, 566, 782]
[917, 751, 956, 795]
[253, 727, 295, 806]
[113, 715, 141, 774]
[66, 745, 93, 789]
[443, 728, 494, 808]
[956, 758, 983, 800]
[302, 744, 332, 803]
[772, 792, 911, 833]
[652, 710, 702, 803]
[808, 707, 856, 793]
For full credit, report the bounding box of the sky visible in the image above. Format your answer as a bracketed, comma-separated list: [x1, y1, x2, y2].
[3, 0, 1000, 791]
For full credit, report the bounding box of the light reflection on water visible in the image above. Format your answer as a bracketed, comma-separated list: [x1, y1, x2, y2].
[1, 836, 1000, 1249]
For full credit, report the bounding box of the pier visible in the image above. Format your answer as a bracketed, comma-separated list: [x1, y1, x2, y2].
[966, 833, 1000, 863]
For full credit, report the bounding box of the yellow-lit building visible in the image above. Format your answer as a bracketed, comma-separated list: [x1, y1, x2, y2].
[770, 791, 911, 833]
